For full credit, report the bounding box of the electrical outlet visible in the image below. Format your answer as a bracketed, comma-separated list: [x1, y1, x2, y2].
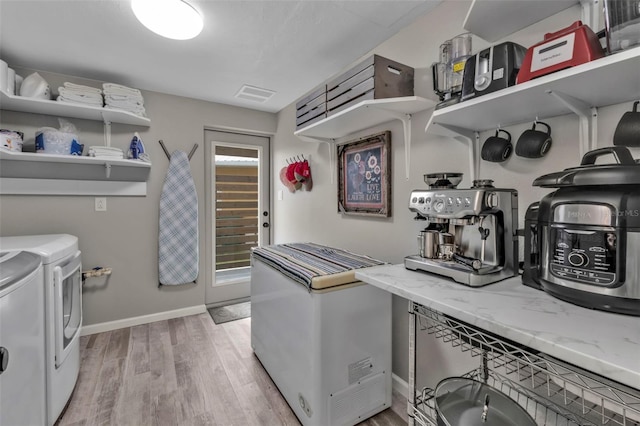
[95, 197, 107, 211]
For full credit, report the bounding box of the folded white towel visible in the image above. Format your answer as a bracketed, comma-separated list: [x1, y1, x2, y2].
[104, 104, 147, 117]
[58, 89, 103, 103]
[104, 101, 145, 111]
[89, 146, 123, 152]
[63, 82, 102, 94]
[103, 83, 142, 97]
[59, 87, 103, 98]
[57, 95, 104, 107]
[89, 146, 124, 158]
[104, 94, 144, 105]
[92, 154, 124, 159]
[103, 88, 143, 98]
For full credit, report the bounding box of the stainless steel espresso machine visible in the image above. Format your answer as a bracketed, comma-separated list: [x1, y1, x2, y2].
[404, 173, 519, 287]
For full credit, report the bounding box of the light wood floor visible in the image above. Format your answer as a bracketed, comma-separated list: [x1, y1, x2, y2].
[57, 313, 408, 426]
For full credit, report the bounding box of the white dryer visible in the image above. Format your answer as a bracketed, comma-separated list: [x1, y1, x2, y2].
[0, 234, 82, 426]
[0, 250, 46, 426]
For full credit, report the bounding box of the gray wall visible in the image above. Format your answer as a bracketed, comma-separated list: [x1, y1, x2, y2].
[0, 69, 276, 326]
[271, 0, 639, 387]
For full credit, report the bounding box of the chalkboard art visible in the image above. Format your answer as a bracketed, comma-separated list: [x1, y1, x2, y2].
[337, 131, 391, 217]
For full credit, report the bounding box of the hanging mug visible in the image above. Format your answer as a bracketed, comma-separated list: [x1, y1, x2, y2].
[516, 121, 552, 158]
[613, 101, 640, 147]
[481, 129, 512, 162]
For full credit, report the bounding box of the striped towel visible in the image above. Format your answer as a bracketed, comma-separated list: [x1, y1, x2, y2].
[159, 151, 198, 285]
[252, 242, 385, 290]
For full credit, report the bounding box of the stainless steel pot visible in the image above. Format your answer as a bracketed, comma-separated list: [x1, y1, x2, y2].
[434, 377, 537, 426]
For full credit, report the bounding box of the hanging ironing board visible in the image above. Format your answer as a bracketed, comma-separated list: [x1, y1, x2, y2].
[158, 150, 198, 285]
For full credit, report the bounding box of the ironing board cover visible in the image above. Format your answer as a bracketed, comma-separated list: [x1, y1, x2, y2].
[252, 242, 385, 290]
[159, 151, 198, 285]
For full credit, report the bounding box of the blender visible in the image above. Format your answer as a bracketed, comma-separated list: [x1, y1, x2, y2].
[432, 33, 472, 109]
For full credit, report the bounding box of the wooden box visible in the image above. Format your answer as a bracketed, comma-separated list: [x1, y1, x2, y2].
[326, 55, 414, 117]
[296, 85, 327, 129]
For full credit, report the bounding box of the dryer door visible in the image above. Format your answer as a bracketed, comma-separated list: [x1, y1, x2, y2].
[53, 251, 82, 368]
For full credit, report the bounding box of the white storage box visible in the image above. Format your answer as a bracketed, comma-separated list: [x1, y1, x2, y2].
[251, 243, 392, 426]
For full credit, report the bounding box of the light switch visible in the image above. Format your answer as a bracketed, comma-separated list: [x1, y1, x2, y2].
[277, 190, 283, 201]
[95, 197, 107, 211]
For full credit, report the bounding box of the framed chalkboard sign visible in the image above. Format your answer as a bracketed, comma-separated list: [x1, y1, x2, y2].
[337, 131, 391, 217]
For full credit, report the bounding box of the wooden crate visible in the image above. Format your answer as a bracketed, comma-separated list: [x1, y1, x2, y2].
[295, 85, 327, 129]
[326, 55, 414, 116]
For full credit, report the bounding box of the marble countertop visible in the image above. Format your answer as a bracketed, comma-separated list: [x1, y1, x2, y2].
[355, 264, 640, 391]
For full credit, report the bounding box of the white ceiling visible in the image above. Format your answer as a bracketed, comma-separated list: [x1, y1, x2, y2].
[0, 0, 443, 113]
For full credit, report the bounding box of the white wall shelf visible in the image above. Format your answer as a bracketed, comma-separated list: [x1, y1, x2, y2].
[426, 47, 640, 157]
[463, 0, 579, 42]
[0, 150, 151, 196]
[0, 89, 150, 126]
[295, 96, 436, 180]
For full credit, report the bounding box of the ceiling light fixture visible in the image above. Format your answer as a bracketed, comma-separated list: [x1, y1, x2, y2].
[131, 0, 203, 40]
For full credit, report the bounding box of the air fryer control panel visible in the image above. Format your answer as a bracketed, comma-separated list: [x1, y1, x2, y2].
[549, 226, 618, 286]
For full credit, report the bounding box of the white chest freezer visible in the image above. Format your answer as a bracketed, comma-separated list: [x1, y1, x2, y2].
[251, 243, 392, 426]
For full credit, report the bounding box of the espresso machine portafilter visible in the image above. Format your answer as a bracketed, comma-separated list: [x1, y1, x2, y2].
[405, 177, 519, 287]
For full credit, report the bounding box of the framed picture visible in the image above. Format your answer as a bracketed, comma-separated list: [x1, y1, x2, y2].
[337, 131, 391, 217]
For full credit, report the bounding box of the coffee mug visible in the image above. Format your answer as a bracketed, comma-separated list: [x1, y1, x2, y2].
[481, 129, 512, 162]
[613, 101, 640, 147]
[516, 121, 552, 158]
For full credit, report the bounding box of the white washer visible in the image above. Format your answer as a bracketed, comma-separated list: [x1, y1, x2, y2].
[0, 234, 82, 426]
[0, 250, 46, 426]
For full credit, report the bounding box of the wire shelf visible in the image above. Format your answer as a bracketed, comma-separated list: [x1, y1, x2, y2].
[410, 303, 640, 426]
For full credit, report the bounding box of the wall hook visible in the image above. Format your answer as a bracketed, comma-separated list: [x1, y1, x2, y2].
[159, 140, 199, 161]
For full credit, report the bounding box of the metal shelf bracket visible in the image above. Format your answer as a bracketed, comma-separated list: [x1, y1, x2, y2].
[426, 113, 481, 181]
[102, 115, 113, 147]
[547, 90, 598, 157]
[296, 135, 337, 183]
[367, 106, 414, 180]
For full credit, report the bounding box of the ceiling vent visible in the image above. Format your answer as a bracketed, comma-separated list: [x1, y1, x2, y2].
[235, 85, 276, 103]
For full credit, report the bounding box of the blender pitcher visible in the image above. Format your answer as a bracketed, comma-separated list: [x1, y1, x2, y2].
[447, 33, 472, 98]
[432, 40, 452, 101]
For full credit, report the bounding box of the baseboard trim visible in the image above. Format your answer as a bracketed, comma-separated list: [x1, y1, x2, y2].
[392, 373, 409, 398]
[80, 305, 207, 336]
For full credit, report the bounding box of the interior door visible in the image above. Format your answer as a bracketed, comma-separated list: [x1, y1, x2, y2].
[205, 129, 270, 306]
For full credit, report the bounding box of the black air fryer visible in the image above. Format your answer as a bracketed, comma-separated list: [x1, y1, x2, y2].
[530, 147, 640, 316]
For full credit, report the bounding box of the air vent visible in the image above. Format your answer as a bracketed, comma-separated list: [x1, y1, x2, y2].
[235, 85, 276, 103]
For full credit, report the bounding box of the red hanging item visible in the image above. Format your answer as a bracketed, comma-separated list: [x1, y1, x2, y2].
[295, 159, 312, 191]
